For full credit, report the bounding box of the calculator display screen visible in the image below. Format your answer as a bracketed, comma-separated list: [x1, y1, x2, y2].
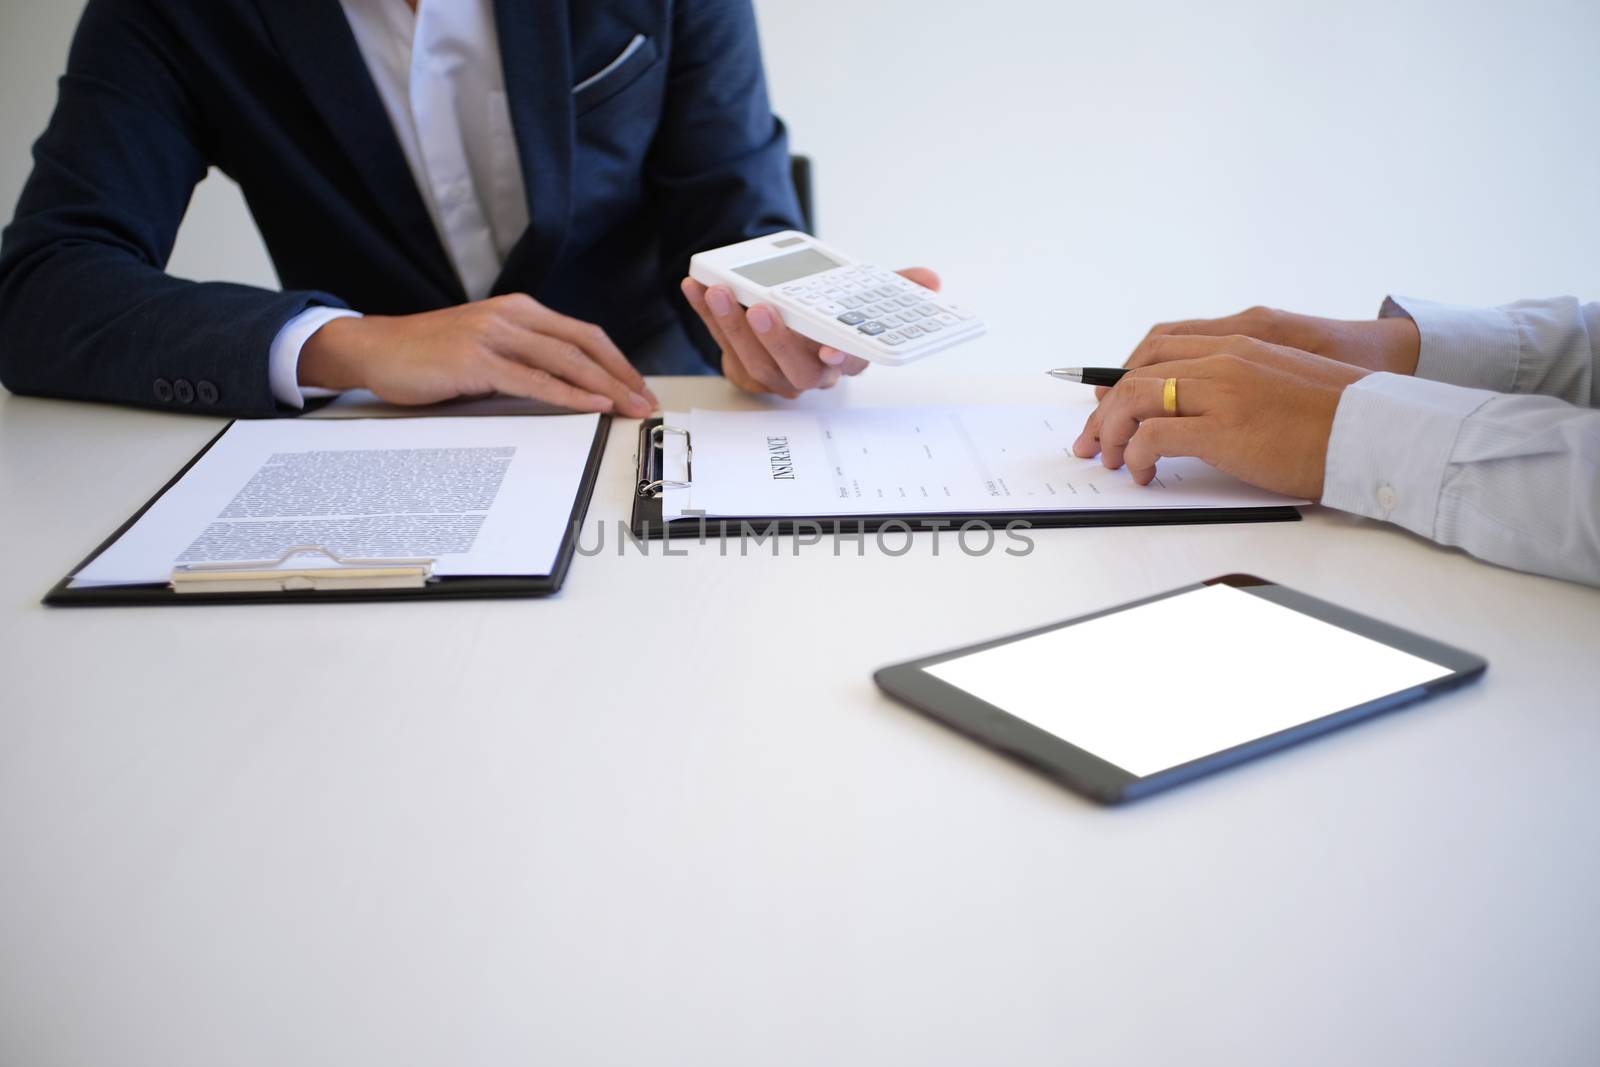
[733, 248, 841, 287]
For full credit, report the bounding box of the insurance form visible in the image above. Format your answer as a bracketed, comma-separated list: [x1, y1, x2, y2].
[659, 404, 1302, 520]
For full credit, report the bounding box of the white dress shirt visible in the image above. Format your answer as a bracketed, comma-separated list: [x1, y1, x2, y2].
[1323, 294, 1600, 586]
[268, 0, 528, 408]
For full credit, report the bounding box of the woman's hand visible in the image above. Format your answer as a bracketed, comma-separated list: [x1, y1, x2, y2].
[1073, 335, 1371, 499]
[1099, 305, 1419, 400]
[681, 267, 941, 397]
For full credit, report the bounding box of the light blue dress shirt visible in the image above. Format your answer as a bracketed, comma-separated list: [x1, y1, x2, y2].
[1322, 295, 1600, 586]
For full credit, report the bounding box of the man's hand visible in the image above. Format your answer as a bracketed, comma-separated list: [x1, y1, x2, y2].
[680, 267, 942, 398]
[1073, 336, 1371, 499]
[299, 295, 658, 417]
[1106, 305, 1420, 398]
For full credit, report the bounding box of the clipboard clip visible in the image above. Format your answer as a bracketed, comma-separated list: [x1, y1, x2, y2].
[170, 545, 434, 595]
[638, 422, 693, 498]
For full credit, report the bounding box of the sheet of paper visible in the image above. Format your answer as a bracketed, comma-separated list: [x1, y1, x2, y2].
[73, 415, 600, 586]
[660, 404, 1302, 519]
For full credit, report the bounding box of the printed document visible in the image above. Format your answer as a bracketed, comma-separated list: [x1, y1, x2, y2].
[659, 404, 1302, 519]
[73, 415, 600, 586]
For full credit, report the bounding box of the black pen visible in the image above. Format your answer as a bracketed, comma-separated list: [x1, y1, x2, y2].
[1047, 367, 1127, 387]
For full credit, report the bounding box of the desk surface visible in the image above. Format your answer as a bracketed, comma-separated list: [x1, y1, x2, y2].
[2, 373, 1597, 1067]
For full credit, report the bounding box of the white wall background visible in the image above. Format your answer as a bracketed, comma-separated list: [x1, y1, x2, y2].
[2, 0, 1597, 374]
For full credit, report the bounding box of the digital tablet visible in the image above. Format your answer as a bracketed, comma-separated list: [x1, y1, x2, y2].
[874, 575, 1486, 804]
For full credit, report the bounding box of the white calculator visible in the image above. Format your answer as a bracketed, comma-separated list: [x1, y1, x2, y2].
[689, 231, 985, 365]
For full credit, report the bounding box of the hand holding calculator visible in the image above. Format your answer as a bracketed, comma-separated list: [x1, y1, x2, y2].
[689, 231, 985, 367]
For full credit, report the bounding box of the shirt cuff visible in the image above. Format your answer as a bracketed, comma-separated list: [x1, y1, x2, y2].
[1321, 372, 1497, 538]
[268, 307, 363, 409]
[1379, 295, 1518, 393]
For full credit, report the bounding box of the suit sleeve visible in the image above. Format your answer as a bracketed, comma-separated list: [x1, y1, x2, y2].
[0, 0, 346, 417]
[646, 0, 805, 368]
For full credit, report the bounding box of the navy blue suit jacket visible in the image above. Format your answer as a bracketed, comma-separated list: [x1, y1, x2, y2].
[0, 0, 802, 416]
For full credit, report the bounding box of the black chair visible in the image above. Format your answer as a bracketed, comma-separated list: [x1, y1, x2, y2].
[790, 155, 815, 234]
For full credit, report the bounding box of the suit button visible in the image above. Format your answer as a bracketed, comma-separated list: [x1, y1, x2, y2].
[174, 379, 195, 404]
[197, 380, 219, 405]
[153, 378, 174, 403]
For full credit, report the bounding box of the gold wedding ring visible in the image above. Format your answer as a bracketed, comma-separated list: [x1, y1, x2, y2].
[1162, 377, 1179, 416]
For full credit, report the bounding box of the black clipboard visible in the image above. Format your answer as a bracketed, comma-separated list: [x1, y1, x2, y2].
[628, 417, 1300, 540]
[44, 414, 612, 607]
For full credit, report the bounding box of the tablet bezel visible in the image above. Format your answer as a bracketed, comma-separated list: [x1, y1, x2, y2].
[873, 574, 1487, 804]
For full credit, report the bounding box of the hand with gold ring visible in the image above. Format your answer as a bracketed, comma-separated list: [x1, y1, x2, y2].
[1071, 335, 1371, 499]
[1102, 305, 1421, 401]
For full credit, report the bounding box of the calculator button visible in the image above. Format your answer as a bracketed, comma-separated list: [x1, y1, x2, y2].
[881, 333, 906, 346]
[895, 312, 917, 324]
[837, 311, 868, 325]
[920, 318, 944, 331]
[894, 296, 917, 307]
[901, 324, 924, 337]
[912, 304, 936, 317]
[840, 296, 863, 309]
[933, 313, 959, 326]
[824, 289, 845, 300]
[858, 321, 888, 336]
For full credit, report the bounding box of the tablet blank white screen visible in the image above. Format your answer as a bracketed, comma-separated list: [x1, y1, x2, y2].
[923, 584, 1452, 777]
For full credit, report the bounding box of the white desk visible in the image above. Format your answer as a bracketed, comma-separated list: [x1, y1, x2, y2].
[2, 373, 1597, 1067]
